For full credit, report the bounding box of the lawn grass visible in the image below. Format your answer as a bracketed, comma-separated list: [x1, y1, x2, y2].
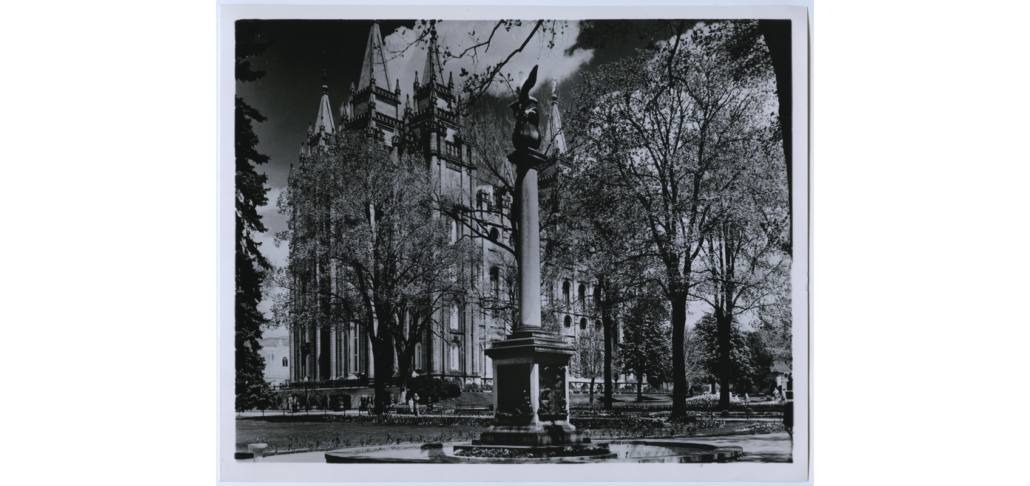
[569, 393, 672, 407]
[435, 392, 493, 409]
[236, 409, 784, 454]
[236, 417, 488, 453]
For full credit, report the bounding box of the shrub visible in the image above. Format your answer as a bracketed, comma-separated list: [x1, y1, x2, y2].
[407, 376, 447, 404]
[443, 383, 462, 399]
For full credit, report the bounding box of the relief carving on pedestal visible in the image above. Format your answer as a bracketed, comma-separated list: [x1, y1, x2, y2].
[537, 364, 568, 421]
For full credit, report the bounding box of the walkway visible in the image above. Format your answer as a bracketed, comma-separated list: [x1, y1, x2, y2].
[238, 432, 792, 463]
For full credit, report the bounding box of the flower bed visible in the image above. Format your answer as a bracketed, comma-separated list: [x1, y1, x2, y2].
[454, 445, 611, 459]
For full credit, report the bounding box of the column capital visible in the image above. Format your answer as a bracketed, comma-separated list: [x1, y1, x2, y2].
[507, 148, 547, 172]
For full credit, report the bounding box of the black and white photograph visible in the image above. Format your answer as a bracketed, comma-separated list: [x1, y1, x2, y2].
[219, 5, 809, 482]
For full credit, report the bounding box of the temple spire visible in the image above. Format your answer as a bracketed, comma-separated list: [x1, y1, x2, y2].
[357, 20, 391, 91]
[423, 27, 444, 83]
[544, 79, 566, 155]
[313, 79, 335, 135]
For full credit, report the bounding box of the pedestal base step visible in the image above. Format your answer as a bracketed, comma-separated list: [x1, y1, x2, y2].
[455, 442, 594, 453]
[479, 429, 586, 447]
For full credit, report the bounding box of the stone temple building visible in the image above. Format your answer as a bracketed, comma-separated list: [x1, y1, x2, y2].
[285, 22, 624, 389]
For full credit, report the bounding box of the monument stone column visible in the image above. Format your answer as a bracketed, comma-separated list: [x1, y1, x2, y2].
[476, 66, 584, 449]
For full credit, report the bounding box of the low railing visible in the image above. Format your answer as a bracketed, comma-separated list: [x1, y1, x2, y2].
[285, 377, 371, 389]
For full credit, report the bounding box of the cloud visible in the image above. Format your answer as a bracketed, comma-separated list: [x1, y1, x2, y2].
[256, 185, 283, 218]
[255, 229, 289, 271]
[382, 21, 594, 104]
[255, 229, 288, 323]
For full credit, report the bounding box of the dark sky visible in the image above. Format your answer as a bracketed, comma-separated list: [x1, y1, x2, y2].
[237, 19, 660, 195]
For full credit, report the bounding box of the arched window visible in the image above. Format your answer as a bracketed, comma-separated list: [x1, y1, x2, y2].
[593, 287, 601, 305]
[414, 342, 422, 370]
[595, 320, 602, 330]
[564, 315, 572, 328]
[578, 284, 586, 302]
[450, 342, 460, 370]
[282, 357, 288, 367]
[490, 267, 500, 296]
[450, 305, 460, 330]
[489, 227, 499, 242]
[579, 318, 587, 330]
[451, 220, 458, 243]
[562, 281, 570, 303]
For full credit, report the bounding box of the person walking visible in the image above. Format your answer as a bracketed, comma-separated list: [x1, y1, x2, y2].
[412, 393, 421, 417]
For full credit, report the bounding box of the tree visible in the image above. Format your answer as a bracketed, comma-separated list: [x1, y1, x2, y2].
[619, 289, 672, 401]
[690, 66, 790, 407]
[743, 330, 776, 393]
[571, 327, 608, 405]
[683, 324, 711, 396]
[756, 278, 792, 369]
[569, 21, 781, 417]
[272, 131, 476, 414]
[235, 21, 273, 413]
[693, 314, 757, 395]
[571, 19, 795, 253]
[559, 136, 660, 409]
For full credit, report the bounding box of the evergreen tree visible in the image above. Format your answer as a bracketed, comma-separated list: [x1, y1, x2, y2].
[693, 314, 757, 396]
[619, 290, 672, 401]
[235, 21, 273, 412]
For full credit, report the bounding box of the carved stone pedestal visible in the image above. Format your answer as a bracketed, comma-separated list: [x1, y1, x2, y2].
[480, 329, 583, 447]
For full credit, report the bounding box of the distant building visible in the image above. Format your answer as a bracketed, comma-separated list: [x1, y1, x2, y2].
[771, 360, 792, 394]
[260, 338, 290, 385]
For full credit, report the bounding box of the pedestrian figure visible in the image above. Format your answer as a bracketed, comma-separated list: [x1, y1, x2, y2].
[413, 393, 421, 416]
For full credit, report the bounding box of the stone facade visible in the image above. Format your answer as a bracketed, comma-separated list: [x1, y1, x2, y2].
[286, 23, 624, 387]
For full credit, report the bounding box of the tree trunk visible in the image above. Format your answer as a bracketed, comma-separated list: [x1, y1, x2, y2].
[716, 310, 732, 410]
[397, 345, 412, 385]
[670, 290, 688, 418]
[589, 377, 596, 405]
[602, 303, 614, 410]
[636, 371, 643, 402]
[371, 336, 394, 415]
[758, 19, 793, 255]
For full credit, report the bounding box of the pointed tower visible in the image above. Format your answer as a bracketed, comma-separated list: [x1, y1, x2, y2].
[309, 73, 336, 151]
[539, 79, 567, 206]
[543, 79, 566, 156]
[424, 29, 445, 84]
[408, 23, 473, 378]
[357, 21, 391, 91]
[345, 21, 401, 145]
